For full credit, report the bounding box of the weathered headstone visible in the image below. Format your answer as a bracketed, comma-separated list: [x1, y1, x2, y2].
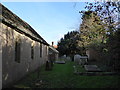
[74, 54, 81, 65]
[55, 61, 65, 64]
[80, 56, 88, 65]
[61, 55, 66, 61]
[66, 56, 71, 61]
[74, 54, 88, 66]
[45, 61, 52, 71]
[84, 65, 101, 72]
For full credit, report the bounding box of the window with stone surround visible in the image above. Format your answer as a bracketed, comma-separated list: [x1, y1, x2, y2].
[40, 43, 42, 57]
[31, 42, 34, 59]
[15, 38, 21, 63]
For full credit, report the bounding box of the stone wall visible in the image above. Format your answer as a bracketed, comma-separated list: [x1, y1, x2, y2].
[1, 4, 49, 88]
[0, 21, 2, 90]
[49, 46, 59, 61]
[2, 23, 48, 87]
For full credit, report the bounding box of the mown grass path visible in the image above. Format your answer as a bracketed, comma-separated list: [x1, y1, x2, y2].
[14, 62, 120, 88]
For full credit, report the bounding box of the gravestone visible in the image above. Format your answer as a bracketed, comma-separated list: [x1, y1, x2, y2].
[45, 61, 52, 71]
[55, 61, 65, 64]
[84, 65, 101, 72]
[74, 54, 88, 66]
[74, 54, 81, 65]
[61, 55, 66, 61]
[66, 56, 71, 61]
[80, 56, 88, 65]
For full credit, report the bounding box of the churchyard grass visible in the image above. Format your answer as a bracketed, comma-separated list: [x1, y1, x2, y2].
[13, 61, 120, 88]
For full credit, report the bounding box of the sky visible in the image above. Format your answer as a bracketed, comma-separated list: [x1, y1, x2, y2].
[1, 2, 86, 45]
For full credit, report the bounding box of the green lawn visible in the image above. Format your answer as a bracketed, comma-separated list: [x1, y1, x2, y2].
[13, 61, 120, 88]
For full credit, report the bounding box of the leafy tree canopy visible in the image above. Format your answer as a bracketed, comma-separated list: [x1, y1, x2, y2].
[57, 31, 85, 57]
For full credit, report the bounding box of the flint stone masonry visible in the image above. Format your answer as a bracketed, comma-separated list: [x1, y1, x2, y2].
[0, 24, 2, 90]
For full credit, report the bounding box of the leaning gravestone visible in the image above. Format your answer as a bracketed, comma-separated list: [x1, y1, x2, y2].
[74, 54, 81, 65]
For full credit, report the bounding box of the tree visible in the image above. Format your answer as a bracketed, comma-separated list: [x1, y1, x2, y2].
[106, 28, 120, 71]
[79, 11, 106, 48]
[57, 31, 84, 57]
[83, 1, 120, 35]
[79, 1, 120, 71]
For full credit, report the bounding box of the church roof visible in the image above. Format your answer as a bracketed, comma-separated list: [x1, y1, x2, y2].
[0, 3, 49, 46]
